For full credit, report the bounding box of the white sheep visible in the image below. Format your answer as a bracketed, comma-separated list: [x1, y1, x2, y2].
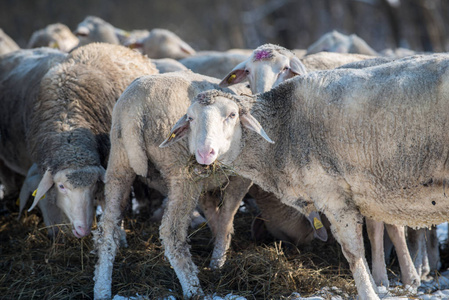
[74, 16, 121, 46]
[93, 71, 255, 299]
[0, 28, 20, 56]
[162, 53, 449, 299]
[129, 28, 196, 59]
[179, 51, 249, 79]
[219, 44, 307, 94]
[27, 23, 79, 52]
[306, 30, 379, 56]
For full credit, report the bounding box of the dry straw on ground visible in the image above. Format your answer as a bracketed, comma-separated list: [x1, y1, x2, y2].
[0, 187, 359, 300]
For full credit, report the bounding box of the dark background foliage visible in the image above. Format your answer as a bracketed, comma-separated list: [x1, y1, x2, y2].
[1, 0, 448, 53]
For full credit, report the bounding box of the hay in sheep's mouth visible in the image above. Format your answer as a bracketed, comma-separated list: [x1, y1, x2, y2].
[184, 155, 238, 181]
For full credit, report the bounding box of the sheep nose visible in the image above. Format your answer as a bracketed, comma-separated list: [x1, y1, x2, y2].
[196, 147, 216, 165]
[73, 225, 91, 238]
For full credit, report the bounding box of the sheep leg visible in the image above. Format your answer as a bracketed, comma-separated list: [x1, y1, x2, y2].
[324, 207, 379, 300]
[199, 191, 221, 235]
[385, 224, 420, 289]
[160, 177, 204, 298]
[366, 218, 389, 288]
[209, 177, 253, 269]
[426, 226, 441, 272]
[94, 153, 134, 300]
[407, 227, 428, 280]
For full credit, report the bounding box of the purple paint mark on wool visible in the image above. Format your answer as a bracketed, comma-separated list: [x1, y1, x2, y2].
[253, 49, 273, 61]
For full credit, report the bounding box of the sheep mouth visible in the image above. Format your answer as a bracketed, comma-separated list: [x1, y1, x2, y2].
[185, 155, 237, 180]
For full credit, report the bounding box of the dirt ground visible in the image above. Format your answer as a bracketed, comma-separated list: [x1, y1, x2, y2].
[0, 195, 361, 300]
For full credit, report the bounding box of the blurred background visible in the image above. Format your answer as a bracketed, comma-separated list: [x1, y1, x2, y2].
[1, 0, 448, 54]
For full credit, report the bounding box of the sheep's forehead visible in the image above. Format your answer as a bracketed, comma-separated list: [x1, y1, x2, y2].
[190, 97, 238, 117]
[55, 168, 101, 188]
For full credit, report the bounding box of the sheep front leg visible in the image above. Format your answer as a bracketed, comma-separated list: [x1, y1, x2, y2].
[208, 177, 253, 269]
[385, 224, 420, 289]
[160, 178, 204, 298]
[94, 160, 135, 300]
[366, 218, 389, 288]
[324, 205, 379, 300]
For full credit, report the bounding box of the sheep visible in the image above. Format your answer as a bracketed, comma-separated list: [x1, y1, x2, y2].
[220, 49, 421, 288]
[0, 48, 67, 203]
[301, 51, 376, 72]
[179, 51, 249, 79]
[0, 43, 158, 238]
[306, 30, 379, 56]
[0, 28, 20, 56]
[219, 44, 307, 93]
[129, 28, 196, 60]
[93, 71, 256, 299]
[151, 58, 188, 73]
[162, 53, 449, 299]
[27, 23, 79, 52]
[248, 184, 331, 245]
[74, 16, 121, 46]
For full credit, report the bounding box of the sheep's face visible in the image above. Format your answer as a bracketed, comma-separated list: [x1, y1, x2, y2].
[145, 29, 195, 59]
[187, 96, 242, 165]
[29, 166, 105, 238]
[55, 168, 104, 238]
[74, 16, 119, 46]
[160, 92, 274, 165]
[245, 54, 296, 94]
[220, 46, 307, 94]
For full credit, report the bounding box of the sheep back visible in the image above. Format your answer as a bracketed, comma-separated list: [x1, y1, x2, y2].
[27, 43, 158, 174]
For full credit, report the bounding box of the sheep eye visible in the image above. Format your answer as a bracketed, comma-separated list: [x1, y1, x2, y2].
[228, 112, 237, 119]
[245, 70, 249, 74]
[283, 66, 289, 71]
[187, 116, 193, 122]
[58, 184, 65, 190]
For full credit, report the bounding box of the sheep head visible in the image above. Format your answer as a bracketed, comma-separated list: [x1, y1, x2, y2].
[220, 44, 307, 94]
[29, 165, 105, 238]
[160, 90, 273, 166]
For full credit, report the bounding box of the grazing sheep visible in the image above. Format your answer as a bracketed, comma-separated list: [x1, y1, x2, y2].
[162, 53, 449, 299]
[0, 48, 67, 203]
[219, 44, 307, 94]
[93, 71, 255, 299]
[1, 44, 158, 237]
[27, 23, 79, 52]
[306, 30, 379, 56]
[130, 28, 196, 60]
[179, 51, 248, 79]
[301, 51, 375, 71]
[0, 28, 20, 56]
[74, 16, 121, 46]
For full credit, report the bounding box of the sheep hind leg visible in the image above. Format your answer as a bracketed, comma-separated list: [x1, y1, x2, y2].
[209, 177, 252, 269]
[366, 218, 389, 288]
[385, 224, 420, 289]
[325, 207, 379, 300]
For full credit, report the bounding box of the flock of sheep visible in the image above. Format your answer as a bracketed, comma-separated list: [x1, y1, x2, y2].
[0, 15, 448, 300]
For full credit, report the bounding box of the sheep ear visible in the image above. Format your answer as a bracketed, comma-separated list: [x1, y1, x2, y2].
[127, 41, 144, 50]
[159, 114, 190, 148]
[306, 211, 328, 242]
[180, 42, 196, 56]
[28, 169, 53, 212]
[98, 166, 106, 183]
[289, 56, 307, 76]
[219, 59, 249, 87]
[240, 112, 274, 144]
